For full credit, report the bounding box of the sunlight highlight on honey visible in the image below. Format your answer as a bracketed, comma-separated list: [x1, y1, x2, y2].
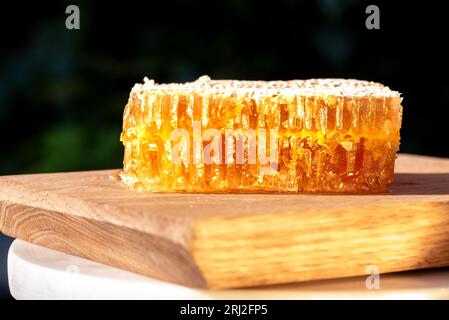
[120, 76, 403, 193]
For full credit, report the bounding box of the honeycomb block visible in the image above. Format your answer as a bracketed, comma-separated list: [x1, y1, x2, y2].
[120, 76, 403, 193]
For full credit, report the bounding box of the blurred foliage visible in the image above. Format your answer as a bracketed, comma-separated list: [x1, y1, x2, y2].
[0, 0, 448, 177]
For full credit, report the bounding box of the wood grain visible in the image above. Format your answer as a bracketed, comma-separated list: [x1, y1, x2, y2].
[1, 153, 449, 289]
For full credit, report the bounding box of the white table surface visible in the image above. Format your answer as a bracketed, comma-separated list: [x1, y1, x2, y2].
[8, 239, 449, 300]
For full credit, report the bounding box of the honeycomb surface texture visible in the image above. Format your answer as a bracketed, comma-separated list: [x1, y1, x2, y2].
[120, 76, 403, 193]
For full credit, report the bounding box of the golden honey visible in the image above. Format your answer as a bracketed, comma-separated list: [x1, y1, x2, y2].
[120, 76, 403, 192]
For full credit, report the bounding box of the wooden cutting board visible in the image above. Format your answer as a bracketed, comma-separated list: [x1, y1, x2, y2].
[1, 153, 449, 289]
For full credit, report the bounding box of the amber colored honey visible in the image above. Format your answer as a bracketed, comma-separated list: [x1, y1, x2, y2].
[120, 78, 403, 193]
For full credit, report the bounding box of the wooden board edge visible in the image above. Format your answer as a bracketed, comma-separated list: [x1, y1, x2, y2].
[0, 200, 208, 289]
[192, 201, 449, 289]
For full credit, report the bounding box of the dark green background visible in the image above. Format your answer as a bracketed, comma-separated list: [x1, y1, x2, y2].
[1, 0, 448, 299]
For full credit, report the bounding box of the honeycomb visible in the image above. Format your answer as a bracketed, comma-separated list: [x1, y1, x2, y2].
[120, 76, 403, 193]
